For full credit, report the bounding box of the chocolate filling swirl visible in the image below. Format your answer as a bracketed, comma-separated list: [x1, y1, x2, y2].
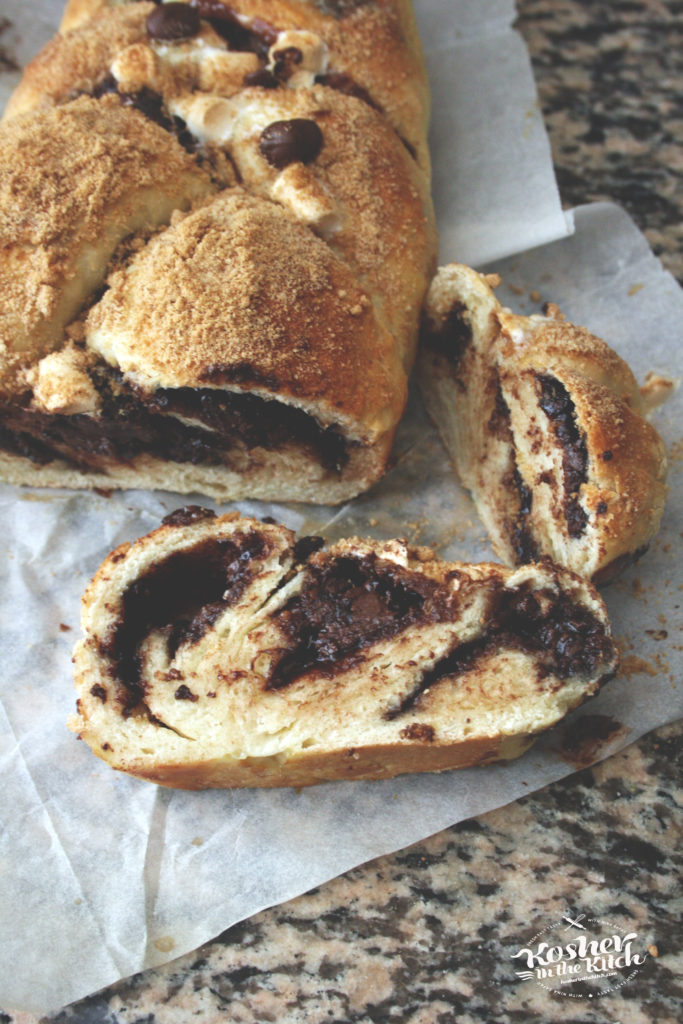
[537, 374, 589, 538]
[0, 365, 352, 476]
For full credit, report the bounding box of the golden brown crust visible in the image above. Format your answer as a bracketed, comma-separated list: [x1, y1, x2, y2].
[3, 5, 155, 121]
[4, 5, 435, 366]
[60, 0, 115, 32]
[417, 264, 668, 582]
[86, 188, 406, 435]
[108, 732, 537, 789]
[0, 96, 213, 382]
[0, 1, 434, 504]
[176, 84, 435, 366]
[71, 513, 618, 789]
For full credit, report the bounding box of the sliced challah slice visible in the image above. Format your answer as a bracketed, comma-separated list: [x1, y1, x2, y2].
[71, 508, 618, 789]
[417, 264, 668, 583]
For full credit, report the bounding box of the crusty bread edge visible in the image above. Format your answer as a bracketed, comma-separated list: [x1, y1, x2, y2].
[92, 733, 538, 790]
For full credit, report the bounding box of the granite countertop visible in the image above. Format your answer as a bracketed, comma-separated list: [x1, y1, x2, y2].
[4, 1, 682, 1022]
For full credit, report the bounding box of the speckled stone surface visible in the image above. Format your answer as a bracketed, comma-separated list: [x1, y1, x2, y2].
[7, 723, 681, 1024]
[2, 1, 682, 1022]
[518, 0, 683, 284]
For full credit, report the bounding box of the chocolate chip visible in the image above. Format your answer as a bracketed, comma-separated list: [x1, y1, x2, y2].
[597, 501, 608, 515]
[292, 535, 325, 562]
[243, 68, 279, 89]
[601, 450, 613, 461]
[259, 119, 324, 169]
[400, 723, 435, 742]
[147, 2, 201, 41]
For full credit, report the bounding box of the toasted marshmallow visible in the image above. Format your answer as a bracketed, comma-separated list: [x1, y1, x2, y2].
[29, 344, 100, 416]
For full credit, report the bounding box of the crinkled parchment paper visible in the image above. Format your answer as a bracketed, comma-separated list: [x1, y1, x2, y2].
[0, 1, 681, 1014]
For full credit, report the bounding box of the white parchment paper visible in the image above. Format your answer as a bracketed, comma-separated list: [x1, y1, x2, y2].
[0, 1, 681, 1015]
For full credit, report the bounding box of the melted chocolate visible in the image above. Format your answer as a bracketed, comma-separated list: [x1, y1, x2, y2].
[0, 366, 351, 475]
[162, 506, 217, 528]
[174, 684, 199, 702]
[488, 383, 511, 437]
[189, 1, 277, 56]
[146, 3, 201, 41]
[101, 531, 268, 698]
[292, 535, 326, 562]
[243, 68, 279, 89]
[271, 45, 302, 79]
[537, 374, 588, 538]
[310, 0, 373, 16]
[386, 634, 492, 719]
[399, 722, 435, 742]
[491, 385, 538, 564]
[387, 580, 615, 718]
[421, 302, 471, 371]
[511, 467, 538, 563]
[268, 553, 613, 698]
[268, 553, 450, 689]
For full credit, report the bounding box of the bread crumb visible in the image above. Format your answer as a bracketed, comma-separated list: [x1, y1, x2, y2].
[619, 654, 659, 678]
[640, 371, 677, 413]
[154, 936, 175, 953]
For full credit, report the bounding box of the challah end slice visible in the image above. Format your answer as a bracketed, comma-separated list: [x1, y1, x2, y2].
[417, 264, 668, 583]
[71, 508, 618, 789]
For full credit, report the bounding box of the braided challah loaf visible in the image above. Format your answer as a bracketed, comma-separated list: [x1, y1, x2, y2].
[71, 508, 618, 788]
[0, 1, 435, 503]
[417, 264, 668, 582]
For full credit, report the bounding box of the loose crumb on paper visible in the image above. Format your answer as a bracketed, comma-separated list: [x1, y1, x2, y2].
[639, 371, 677, 414]
[154, 936, 175, 953]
